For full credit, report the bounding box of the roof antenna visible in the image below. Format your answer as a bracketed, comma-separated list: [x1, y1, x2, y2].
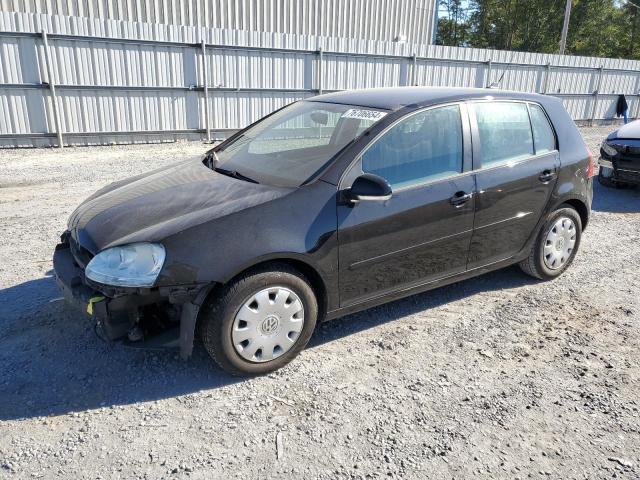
[489, 50, 516, 89]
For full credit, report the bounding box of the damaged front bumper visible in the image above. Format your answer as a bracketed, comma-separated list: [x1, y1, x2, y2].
[53, 234, 212, 358]
[599, 156, 640, 185]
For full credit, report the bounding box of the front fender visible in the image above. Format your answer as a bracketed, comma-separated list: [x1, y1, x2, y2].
[157, 180, 340, 306]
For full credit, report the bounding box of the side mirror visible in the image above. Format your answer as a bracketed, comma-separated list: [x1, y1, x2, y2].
[346, 173, 392, 204]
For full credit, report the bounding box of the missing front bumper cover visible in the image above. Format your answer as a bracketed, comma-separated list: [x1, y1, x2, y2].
[53, 242, 210, 357]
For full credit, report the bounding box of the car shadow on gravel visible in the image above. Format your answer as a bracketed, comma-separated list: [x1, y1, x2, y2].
[0, 275, 243, 421]
[309, 265, 534, 347]
[0, 266, 535, 421]
[592, 180, 640, 213]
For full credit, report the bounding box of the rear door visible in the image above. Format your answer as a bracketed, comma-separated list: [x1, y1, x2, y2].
[336, 103, 476, 306]
[467, 101, 559, 268]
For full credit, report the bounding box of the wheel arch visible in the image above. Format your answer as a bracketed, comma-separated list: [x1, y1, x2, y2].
[557, 197, 590, 230]
[206, 255, 329, 322]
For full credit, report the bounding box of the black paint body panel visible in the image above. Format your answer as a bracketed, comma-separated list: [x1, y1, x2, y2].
[337, 175, 476, 306]
[59, 87, 592, 324]
[468, 151, 560, 268]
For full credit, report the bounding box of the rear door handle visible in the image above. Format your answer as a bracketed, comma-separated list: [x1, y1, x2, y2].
[450, 191, 473, 207]
[539, 170, 556, 183]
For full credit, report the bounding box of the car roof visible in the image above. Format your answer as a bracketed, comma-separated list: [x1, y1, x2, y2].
[308, 86, 546, 111]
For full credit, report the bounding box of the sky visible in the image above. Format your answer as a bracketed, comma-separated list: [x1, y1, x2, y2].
[437, 0, 471, 19]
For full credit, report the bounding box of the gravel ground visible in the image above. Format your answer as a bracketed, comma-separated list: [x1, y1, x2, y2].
[1, 126, 639, 479]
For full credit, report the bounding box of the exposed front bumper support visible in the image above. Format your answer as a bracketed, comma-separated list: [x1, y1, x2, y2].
[599, 157, 640, 185]
[53, 241, 212, 358]
[599, 158, 613, 169]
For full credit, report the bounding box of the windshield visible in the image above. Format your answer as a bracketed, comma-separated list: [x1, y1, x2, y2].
[207, 101, 388, 187]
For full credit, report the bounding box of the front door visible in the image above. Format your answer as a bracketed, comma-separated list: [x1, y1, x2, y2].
[467, 101, 560, 268]
[337, 104, 476, 307]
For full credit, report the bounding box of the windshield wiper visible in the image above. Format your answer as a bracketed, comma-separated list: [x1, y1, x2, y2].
[204, 150, 220, 169]
[204, 149, 259, 184]
[213, 166, 259, 184]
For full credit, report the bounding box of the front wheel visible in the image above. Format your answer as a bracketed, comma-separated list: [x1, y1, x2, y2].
[519, 206, 582, 280]
[199, 263, 318, 376]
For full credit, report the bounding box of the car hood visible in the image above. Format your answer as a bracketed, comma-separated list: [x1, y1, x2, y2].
[610, 119, 640, 140]
[68, 159, 293, 252]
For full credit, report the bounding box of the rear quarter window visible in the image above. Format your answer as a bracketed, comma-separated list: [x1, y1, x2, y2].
[529, 103, 556, 154]
[475, 102, 534, 168]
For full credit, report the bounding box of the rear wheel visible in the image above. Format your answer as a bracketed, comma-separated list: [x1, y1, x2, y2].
[199, 263, 318, 376]
[519, 206, 582, 280]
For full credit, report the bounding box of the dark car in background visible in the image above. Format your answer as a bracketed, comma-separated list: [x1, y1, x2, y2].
[53, 87, 594, 376]
[599, 120, 640, 188]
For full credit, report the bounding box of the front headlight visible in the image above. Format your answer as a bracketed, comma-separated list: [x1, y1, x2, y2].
[601, 141, 618, 157]
[85, 243, 165, 287]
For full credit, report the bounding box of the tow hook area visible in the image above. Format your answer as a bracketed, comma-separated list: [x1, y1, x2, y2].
[92, 289, 212, 359]
[90, 296, 208, 358]
[81, 285, 214, 359]
[125, 308, 144, 343]
[87, 287, 211, 359]
[54, 243, 214, 359]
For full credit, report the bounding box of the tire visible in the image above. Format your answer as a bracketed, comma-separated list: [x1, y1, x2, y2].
[199, 263, 318, 376]
[519, 206, 582, 280]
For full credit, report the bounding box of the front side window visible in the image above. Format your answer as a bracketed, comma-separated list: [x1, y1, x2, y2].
[529, 104, 556, 154]
[210, 101, 384, 187]
[475, 102, 534, 168]
[361, 105, 464, 189]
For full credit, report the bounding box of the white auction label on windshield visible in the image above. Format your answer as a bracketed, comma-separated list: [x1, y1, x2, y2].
[341, 108, 387, 121]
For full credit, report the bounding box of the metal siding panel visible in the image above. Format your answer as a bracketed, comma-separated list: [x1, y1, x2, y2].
[0, 39, 20, 82]
[1, 9, 639, 148]
[548, 67, 595, 95]
[600, 71, 639, 96]
[0, 0, 440, 43]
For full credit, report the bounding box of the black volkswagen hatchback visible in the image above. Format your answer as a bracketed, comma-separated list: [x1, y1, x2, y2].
[54, 87, 593, 375]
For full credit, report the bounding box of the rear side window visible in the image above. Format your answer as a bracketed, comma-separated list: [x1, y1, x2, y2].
[529, 104, 556, 154]
[475, 102, 534, 168]
[361, 105, 463, 189]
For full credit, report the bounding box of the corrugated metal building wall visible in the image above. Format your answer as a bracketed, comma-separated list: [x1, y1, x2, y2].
[0, 0, 439, 45]
[0, 10, 639, 147]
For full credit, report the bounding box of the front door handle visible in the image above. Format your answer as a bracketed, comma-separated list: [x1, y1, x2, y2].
[450, 191, 473, 207]
[539, 170, 556, 183]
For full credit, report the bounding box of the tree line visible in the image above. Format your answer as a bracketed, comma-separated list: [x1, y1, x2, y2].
[436, 0, 640, 60]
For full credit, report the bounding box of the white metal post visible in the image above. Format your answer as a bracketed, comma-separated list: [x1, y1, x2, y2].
[41, 30, 64, 148]
[201, 40, 211, 143]
[542, 63, 551, 94]
[411, 54, 417, 85]
[317, 46, 324, 94]
[634, 74, 640, 120]
[590, 66, 603, 126]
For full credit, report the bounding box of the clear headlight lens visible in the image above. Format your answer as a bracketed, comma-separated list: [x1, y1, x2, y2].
[601, 141, 618, 157]
[85, 243, 165, 287]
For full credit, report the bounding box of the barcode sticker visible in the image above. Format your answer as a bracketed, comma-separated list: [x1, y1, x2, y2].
[341, 108, 387, 121]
